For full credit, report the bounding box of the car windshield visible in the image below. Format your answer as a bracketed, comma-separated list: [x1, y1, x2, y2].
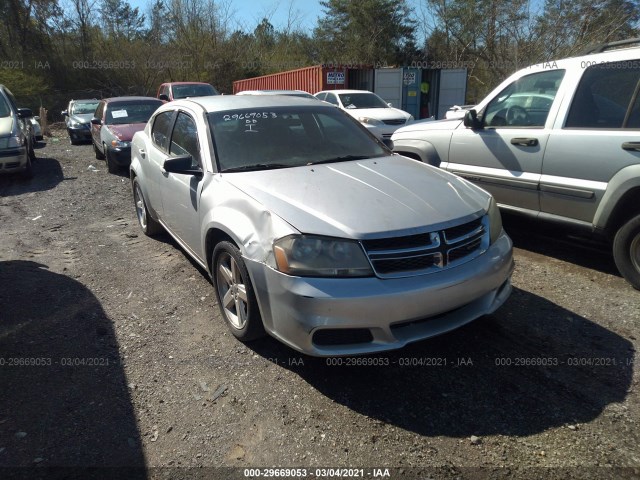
[72, 102, 99, 115]
[172, 84, 218, 99]
[338, 93, 389, 109]
[208, 106, 389, 172]
[0, 95, 10, 118]
[106, 101, 162, 125]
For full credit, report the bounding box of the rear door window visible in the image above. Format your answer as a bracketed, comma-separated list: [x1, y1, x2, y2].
[565, 60, 640, 129]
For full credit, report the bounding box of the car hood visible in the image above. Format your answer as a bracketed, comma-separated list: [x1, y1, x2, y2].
[70, 113, 94, 124]
[106, 123, 147, 141]
[393, 117, 462, 135]
[0, 117, 15, 136]
[343, 107, 411, 121]
[223, 156, 489, 239]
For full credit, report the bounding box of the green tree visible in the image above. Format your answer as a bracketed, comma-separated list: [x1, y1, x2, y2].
[314, 0, 418, 66]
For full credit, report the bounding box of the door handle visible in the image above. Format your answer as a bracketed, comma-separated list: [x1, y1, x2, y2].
[622, 142, 640, 151]
[139, 149, 145, 158]
[511, 138, 538, 147]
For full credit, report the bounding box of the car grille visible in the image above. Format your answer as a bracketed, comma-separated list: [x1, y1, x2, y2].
[382, 119, 407, 125]
[361, 216, 488, 277]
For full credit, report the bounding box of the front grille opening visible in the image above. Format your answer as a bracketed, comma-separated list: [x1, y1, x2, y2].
[362, 233, 435, 251]
[374, 253, 441, 274]
[313, 328, 373, 346]
[448, 238, 482, 262]
[382, 119, 406, 125]
[444, 217, 483, 243]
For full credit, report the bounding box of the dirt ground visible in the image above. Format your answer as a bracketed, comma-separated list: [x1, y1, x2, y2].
[0, 127, 639, 480]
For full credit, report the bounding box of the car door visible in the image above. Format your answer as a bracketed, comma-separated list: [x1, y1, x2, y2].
[91, 101, 105, 147]
[159, 110, 205, 256]
[446, 69, 566, 213]
[541, 60, 640, 223]
[145, 109, 177, 217]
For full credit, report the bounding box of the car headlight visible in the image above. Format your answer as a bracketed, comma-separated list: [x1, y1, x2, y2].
[487, 196, 503, 244]
[358, 116, 384, 126]
[111, 139, 130, 148]
[6, 135, 25, 148]
[69, 119, 80, 127]
[273, 235, 373, 277]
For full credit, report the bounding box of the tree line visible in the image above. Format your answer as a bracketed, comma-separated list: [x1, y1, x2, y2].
[1, 0, 638, 115]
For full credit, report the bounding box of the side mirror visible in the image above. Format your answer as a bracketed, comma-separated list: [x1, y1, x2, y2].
[17, 108, 33, 119]
[387, 102, 393, 107]
[90, 117, 102, 125]
[159, 94, 169, 102]
[163, 154, 203, 176]
[62, 110, 68, 117]
[382, 138, 394, 150]
[463, 109, 482, 129]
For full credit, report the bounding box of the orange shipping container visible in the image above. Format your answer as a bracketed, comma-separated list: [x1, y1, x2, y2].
[233, 65, 349, 94]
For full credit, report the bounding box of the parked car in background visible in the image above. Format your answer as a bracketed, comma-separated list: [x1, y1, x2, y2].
[157, 82, 218, 102]
[91, 96, 162, 173]
[314, 89, 413, 140]
[392, 38, 640, 289]
[29, 116, 43, 142]
[236, 89, 317, 99]
[0, 84, 35, 177]
[63, 99, 100, 145]
[130, 95, 513, 356]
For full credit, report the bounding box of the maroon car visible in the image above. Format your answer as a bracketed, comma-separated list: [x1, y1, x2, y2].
[90, 96, 163, 173]
[157, 82, 218, 102]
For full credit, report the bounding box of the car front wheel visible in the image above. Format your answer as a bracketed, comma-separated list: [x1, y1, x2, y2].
[94, 141, 105, 160]
[613, 214, 640, 290]
[212, 241, 265, 341]
[132, 178, 162, 236]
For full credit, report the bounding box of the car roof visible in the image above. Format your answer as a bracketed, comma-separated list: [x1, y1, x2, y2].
[102, 96, 163, 103]
[163, 82, 212, 86]
[316, 89, 375, 95]
[168, 95, 332, 112]
[237, 90, 312, 95]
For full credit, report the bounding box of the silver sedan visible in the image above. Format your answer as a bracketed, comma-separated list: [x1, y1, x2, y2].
[130, 96, 514, 356]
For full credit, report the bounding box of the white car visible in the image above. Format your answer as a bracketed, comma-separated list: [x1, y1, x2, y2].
[314, 89, 413, 140]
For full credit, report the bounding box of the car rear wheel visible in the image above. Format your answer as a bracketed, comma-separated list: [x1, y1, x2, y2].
[613, 214, 640, 290]
[212, 241, 265, 341]
[94, 141, 105, 160]
[132, 179, 162, 236]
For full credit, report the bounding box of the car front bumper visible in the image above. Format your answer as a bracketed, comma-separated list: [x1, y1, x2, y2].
[246, 231, 514, 356]
[67, 125, 92, 141]
[106, 145, 132, 166]
[362, 123, 408, 140]
[0, 147, 28, 173]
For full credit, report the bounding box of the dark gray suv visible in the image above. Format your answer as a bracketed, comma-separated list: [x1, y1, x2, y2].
[392, 39, 640, 289]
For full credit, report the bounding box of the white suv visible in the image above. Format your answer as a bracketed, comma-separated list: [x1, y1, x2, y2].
[392, 39, 640, 289]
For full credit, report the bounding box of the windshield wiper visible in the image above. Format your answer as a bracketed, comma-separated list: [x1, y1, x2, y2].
[308, 155, 370, 166]
[221, 163, 289, 173]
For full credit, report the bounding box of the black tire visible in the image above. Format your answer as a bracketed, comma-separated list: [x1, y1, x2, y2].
[20, 153, 33, 179]
[27, 137, 36, 161]
[613, 214, 640, 290]
[212, 241, 265, 341]
[132, 178, 162, 236]
[93, 141, 105, 160]
[105, 148, 118, 174]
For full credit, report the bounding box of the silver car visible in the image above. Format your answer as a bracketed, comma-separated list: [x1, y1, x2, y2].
[130, 96, 514, 356]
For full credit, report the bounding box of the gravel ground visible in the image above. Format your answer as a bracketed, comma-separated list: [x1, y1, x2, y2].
[0, 127, 639, 480]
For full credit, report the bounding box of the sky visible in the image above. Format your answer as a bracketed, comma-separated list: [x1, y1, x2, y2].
[128, 0, 429, 40]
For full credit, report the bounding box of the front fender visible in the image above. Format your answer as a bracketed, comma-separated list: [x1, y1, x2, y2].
[392, 138, 442, 167]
